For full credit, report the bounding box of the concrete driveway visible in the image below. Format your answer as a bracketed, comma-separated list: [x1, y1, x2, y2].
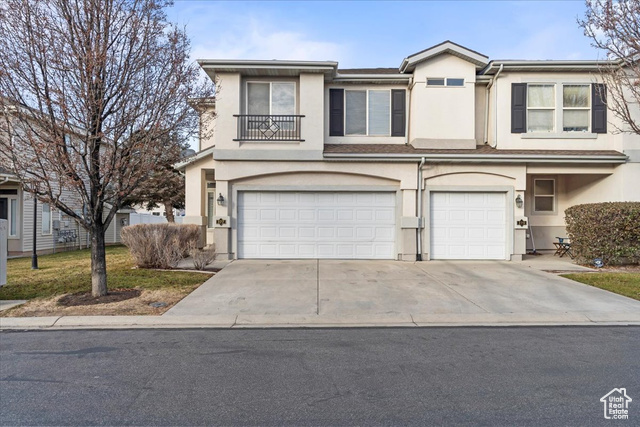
[165, 259, 640, 325]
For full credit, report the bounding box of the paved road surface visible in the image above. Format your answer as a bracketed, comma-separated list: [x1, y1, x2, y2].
[1, 327, 638, 426]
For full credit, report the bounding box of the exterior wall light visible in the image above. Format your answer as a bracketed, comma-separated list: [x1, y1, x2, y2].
[217, 193, 225, 206]
[515, 194, 523, 209]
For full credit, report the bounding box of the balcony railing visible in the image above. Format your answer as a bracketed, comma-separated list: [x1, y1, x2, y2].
[234, 115, 305, 142]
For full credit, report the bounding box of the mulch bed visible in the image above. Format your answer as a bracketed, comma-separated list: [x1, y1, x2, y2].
[58, 288, 141, 306]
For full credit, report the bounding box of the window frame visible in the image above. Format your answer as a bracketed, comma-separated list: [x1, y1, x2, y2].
[343, 89, 392, 137]
[426, 78, 465, 87]
[42, 202, 52, 235]
[562, 84, 591, 133]
[0, 193, 20, 238]
[527, 83, 556, 133]
[524, 82, 594, 134]
[245, 81, 297, 116]
[532, 178, 556, 214]
[206, 182, 216, 229]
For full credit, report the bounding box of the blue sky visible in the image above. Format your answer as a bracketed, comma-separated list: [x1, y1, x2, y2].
[167, 0, 604, 68]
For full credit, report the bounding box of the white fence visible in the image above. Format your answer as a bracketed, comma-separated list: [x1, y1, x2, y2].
[129, 213, 168, 226]
[0, 219, 7, 287]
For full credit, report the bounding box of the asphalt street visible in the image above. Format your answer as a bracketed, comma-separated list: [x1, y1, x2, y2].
[1, 327, 638, 426]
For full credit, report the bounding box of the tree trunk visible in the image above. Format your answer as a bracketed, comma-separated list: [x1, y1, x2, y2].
[164, 200, 175, 223]
[90, 227, 108, 297]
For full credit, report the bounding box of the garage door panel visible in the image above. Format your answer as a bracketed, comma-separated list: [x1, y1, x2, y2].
[431, 192, 507, 260]
[238, 191, 396, 259]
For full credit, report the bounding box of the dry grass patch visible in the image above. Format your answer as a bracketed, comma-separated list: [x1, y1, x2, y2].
[0, 245, 213, 316]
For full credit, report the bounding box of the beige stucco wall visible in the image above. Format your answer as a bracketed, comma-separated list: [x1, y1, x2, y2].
[409, 55, 477, 143]
[489, 71, 640, 153]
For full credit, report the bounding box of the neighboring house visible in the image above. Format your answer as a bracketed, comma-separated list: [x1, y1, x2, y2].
[178, 41, 640, 261]
[0, 111, 131, 256]
[0, 166, 91, 256]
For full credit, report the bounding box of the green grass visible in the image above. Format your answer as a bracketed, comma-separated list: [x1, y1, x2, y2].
[561, 273, 640, 301]
[0, 245, 211, 300]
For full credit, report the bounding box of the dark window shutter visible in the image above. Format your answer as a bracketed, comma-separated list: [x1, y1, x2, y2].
[592, 83, 607, 134]
[391, 89, 406, 137]
[329, 89, 344, 136]
[511, 83, 527, 133]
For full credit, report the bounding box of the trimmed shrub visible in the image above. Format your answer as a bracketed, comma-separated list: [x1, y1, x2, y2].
[191, 245, 216, 270]
[121, 223, 201, 269]
[565, 202, 640, 266]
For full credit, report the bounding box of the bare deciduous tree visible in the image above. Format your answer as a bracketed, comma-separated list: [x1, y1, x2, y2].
[580, 0, 640, 134]
[0, 0, 214, 296]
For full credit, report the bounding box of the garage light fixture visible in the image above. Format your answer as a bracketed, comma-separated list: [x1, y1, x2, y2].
[515, 194, 523, 209]
[217, 193, 225, 206]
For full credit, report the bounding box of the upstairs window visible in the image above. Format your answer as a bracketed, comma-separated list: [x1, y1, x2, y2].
[512, 83, 606, 134]
[345, 90, 391, 136]
[246, 82, 295, 115]
[330, 89, 405, 137]
[562, 85, 590, 132]
[426, 78, 464, 87]
[527, 84, 555, 133]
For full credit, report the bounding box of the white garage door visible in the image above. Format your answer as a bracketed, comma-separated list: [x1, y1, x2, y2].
[430, 192, 507, 260]
[238, 191, 396, 259]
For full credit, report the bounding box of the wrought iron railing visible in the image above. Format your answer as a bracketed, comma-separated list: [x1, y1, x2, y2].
[234, 115, 304, 142]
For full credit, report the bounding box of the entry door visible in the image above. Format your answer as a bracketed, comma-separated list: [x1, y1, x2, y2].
[238, 191, 396, 259]
[430, 192, 507, 260]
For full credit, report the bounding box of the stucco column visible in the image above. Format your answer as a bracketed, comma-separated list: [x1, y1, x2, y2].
[213, 180, 232, 259]
[183, 167, 207, 247]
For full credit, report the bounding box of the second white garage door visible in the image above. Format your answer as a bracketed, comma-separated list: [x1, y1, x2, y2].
[430, 192, 507, 260]
[238, 191, 396, 259]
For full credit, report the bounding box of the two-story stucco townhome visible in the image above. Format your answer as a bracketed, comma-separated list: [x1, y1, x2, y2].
[177, 41, 639, 261]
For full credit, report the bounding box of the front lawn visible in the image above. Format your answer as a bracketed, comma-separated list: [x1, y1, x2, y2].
[561, 273, 640, 301]
[0, 246, 212, 316]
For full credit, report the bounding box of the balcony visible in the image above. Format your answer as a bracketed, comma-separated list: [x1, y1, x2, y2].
[234, 115, 305, 142]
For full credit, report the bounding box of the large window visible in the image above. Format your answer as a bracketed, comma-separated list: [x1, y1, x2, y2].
[345, 89, 391, 136]
[562, 85, 590, 132]
[525, 83, 592, 133]
[533, 179, 555, 213]
[247, 82, 295, 115]
[527, 84, 555, 133]
[42, 203, 52, 235]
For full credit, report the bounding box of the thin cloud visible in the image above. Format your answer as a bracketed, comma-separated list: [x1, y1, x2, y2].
[190, 18, 346, 61]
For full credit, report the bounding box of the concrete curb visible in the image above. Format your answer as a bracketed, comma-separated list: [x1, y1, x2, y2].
[1, 312, 639, 330]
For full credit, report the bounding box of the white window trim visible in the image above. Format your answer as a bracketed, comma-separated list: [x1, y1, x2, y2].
[42, 203, 53, 235]
[206, 183, 216, 229]
[344, 89, 392, 137]
[532, 178, 556, 215]
[245, 81, 297, 115]
[1, 194, 20, 239]
[526, 82, 594, 135]
[527, 83, 556, 133]
[561, 83, 591, 133]
[426, 78, 465, 87]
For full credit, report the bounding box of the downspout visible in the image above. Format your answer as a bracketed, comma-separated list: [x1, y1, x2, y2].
[484, 64, 504, 147]
[0, 177, 9, 185]
[416, 156, 426, 261]
[405, 77, 413, 145]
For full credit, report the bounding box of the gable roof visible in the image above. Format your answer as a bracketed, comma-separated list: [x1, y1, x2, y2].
[400, 40, 489, 72]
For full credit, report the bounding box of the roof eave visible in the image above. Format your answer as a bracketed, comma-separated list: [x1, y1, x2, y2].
[323, 152, 627, 164]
